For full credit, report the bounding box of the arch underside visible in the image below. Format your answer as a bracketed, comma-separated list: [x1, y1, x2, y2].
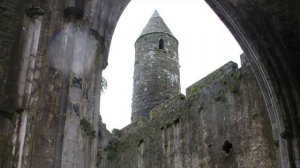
[203, 0, 300, 167]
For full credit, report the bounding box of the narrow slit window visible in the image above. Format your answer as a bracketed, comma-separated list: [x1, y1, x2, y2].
[159, 39, 164, 49]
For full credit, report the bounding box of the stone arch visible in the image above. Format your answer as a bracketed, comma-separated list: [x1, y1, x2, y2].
[109, 0, 300, 167]
[202, 1, 300, 167]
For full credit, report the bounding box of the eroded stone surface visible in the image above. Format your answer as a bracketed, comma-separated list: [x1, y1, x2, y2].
[132, 11, 180, 122]
[99, 62, 278, 168]
[0, 0, 300, 167]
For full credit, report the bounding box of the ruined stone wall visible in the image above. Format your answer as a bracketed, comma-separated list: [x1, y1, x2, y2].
[0, 1, 31, 167]
[0, 0, 125, 167]
[0, 0, 24, 115]
[99, 61, 279, 168]
[132, 33, 180, 122]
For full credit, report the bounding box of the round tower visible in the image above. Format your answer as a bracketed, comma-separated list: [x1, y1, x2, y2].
[131, 10, 180, 122]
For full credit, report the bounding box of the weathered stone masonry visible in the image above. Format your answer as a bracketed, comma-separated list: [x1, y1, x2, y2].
[132, 11, 180, 122]
[97, 14, 279, 168]
[99, 59, 279, 168]
[0, 0, 128, 167]
[1, 0, 300, 167]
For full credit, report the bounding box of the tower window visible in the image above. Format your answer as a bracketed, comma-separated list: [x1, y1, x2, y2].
[159, 39, 165, 49]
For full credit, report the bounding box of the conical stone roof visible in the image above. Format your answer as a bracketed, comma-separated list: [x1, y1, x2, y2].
[139, 10, 173, 37]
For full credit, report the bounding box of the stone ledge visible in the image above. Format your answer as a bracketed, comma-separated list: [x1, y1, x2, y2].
[186, 61, 238, 96]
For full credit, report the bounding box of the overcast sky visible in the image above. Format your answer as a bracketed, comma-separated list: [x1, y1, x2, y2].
[100, 0, 243, 131]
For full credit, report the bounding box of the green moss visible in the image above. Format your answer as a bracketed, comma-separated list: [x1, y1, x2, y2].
[107, 140, 130, 161]
[96, 149, 104, 167]
[150, 110, 158, 119]
[80, 117, 96, 139]
[231, 72, 241, 93]
[175, 94, 185, 101]
[234, 72, 242, 81]
[231, 84, 238, 93]
[107, 146, 118, 160]
[190, 86, 198, 95]
[112, 129, 122, 137]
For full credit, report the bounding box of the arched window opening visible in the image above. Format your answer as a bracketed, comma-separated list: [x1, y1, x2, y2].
[159, 39, 164, 49]
[100, 1, 242, 131]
